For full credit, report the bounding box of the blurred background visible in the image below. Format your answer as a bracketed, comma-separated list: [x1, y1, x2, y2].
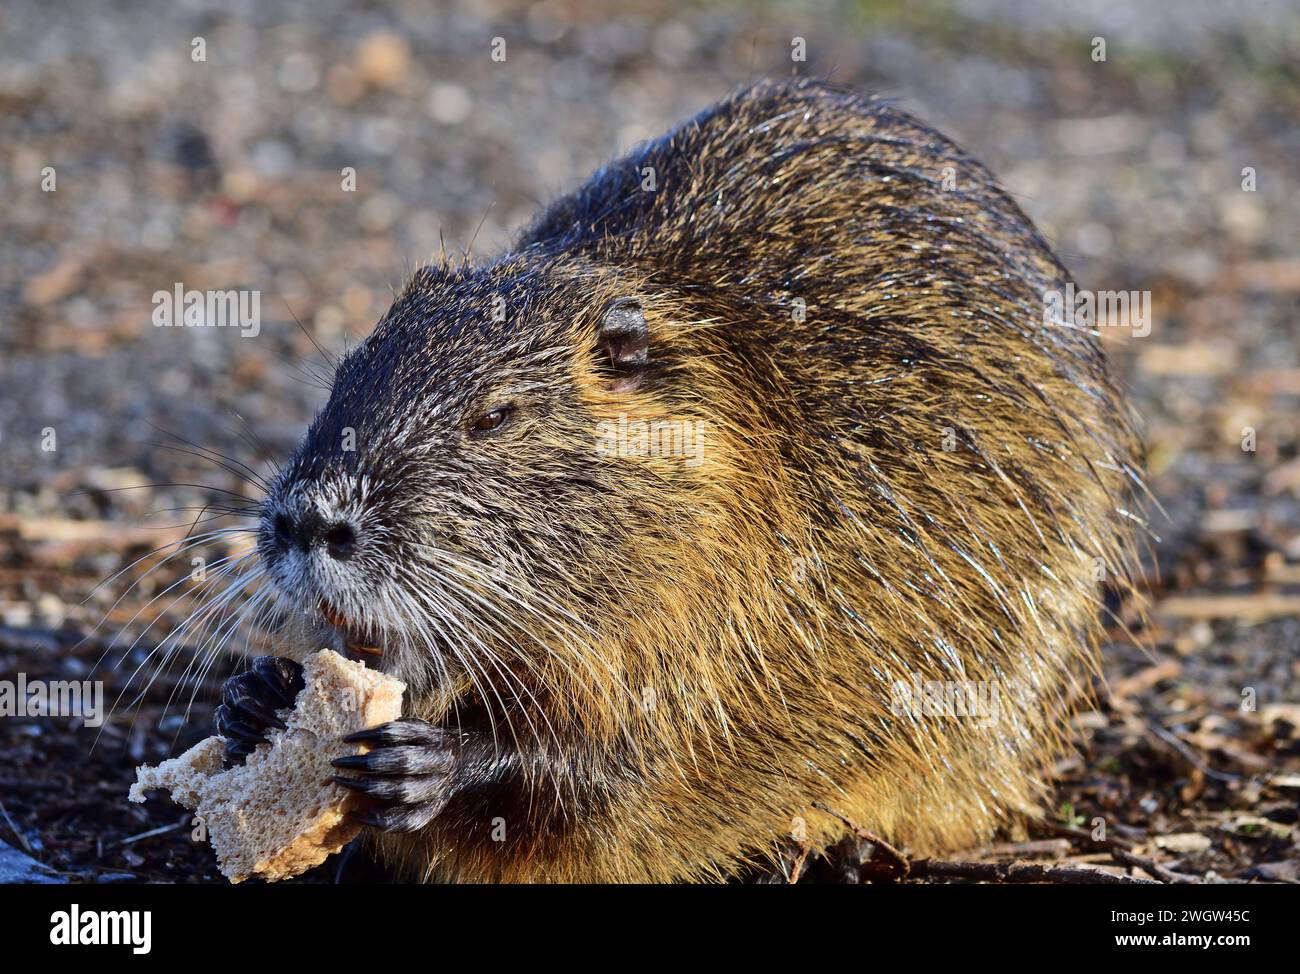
[1, 0, 1297, 882]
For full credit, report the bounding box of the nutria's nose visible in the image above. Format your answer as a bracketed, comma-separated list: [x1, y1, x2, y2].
[268, 511, 357, 561]
[322, 522, 356, 560]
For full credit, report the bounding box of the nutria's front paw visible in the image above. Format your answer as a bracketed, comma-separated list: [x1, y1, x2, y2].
[215, 656, 305, 766]
[331, 718, 460, 833]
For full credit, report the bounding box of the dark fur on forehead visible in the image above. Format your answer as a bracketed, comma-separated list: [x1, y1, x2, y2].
[282, 254, 585, 486]
[367, 256, 557, 378]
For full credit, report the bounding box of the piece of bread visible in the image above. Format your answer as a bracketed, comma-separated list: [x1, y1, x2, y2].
[129, 649, 405, 883]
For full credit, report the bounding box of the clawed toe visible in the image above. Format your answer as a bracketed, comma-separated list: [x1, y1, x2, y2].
[216, 656, 305, 766]
[333, 718, 457, 833]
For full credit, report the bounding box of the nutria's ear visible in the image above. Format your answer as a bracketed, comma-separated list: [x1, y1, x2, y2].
[597, 297, 648, 393]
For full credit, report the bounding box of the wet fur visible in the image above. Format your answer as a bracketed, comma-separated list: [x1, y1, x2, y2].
[264, 78, 1142, 882]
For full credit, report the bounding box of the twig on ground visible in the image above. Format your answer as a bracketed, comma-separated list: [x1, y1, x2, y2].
[788, 842, 811, 884]
[1040, 821, 1200, 883]
[910, 858, 1157, 885]
[118, 820, 187, 847]
[0, 798, 35, 856]
[1109, 847, 1201, 884]
[1145, 719, 1241, 783]
[812, 801, 911, 880]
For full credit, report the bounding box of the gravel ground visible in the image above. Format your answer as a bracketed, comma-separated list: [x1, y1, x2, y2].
[0, 0, 1297, 883]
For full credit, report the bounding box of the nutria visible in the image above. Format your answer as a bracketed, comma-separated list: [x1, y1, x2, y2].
[214, 77, 1142, 882]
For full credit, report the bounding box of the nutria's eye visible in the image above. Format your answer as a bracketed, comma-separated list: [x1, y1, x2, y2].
[470, 405, 513, 435]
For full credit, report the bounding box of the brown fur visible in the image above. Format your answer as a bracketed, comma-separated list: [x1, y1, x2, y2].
[270, 79, 1142, 882]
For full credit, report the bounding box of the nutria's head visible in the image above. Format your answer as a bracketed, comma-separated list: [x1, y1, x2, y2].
[257, 252, 747, 714]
